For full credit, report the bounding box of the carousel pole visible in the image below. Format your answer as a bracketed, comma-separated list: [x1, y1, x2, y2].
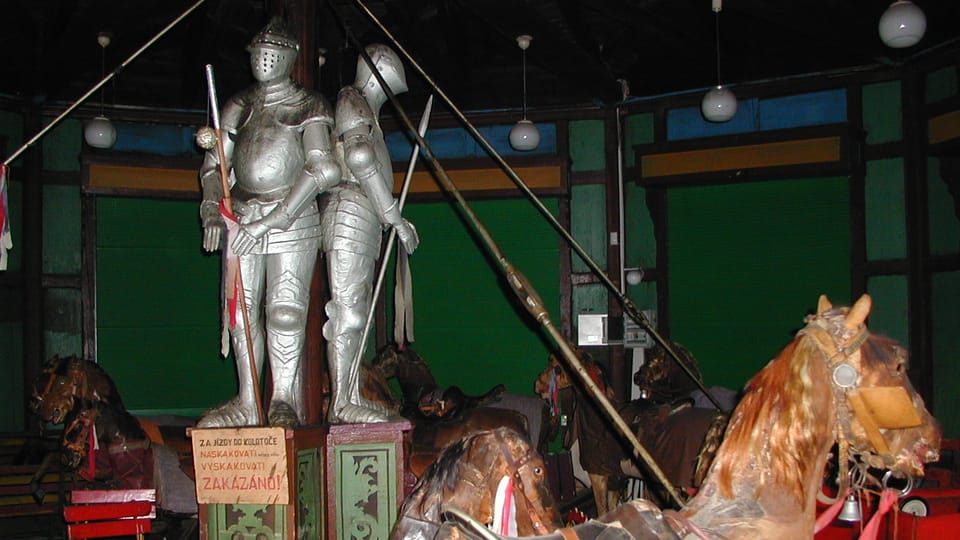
[334, 15, 686, 509]
[348, 0, 722, 413]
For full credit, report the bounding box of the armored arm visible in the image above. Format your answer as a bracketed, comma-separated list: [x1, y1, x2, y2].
[198, 97, 241, 252]
[342, 125, 419, 253]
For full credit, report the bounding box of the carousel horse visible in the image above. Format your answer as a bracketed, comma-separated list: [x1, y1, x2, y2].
[362, 344, 546, 481]
[391, 426, 562, 540]
[534, 345, 728, 514]
[29, 355, 154, 489]
[439, 294, 942, 539]
[28, 355, 199, 523]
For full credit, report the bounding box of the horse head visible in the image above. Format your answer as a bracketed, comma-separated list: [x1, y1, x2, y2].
[30, 355, 115, 425]
[691, 294, 941, 538]
[633, 339, 703, 404]
[804, 294, 940, 480]
[393, 427, 561, 540]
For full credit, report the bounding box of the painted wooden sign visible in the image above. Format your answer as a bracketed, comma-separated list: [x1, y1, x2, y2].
[191, 427, 289, 505]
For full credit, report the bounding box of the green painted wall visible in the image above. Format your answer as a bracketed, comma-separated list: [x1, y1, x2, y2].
[863, 81, 902, 145]
[399, 198, 561, 396]
[865, 158, 907, 260]
[932, 271, 960, 438]
[668, 177, 851, 390]
[96, 197, 235, 416]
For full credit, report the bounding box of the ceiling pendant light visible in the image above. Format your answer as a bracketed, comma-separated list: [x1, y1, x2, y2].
[701, 0, 737, 123]
[84, 32, 116, 149]
[879, 1, 927, 48]
[509, 34, 540, 151]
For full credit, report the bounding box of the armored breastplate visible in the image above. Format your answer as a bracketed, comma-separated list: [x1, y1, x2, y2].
[232, 108, 305, 198]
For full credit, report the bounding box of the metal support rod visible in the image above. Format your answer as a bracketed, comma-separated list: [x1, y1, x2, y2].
[336, 4, 685, 508]
[350, 0, 721, 412]
[4, 0, 208, 166]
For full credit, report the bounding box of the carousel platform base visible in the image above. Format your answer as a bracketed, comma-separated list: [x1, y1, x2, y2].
[191, 421, 411, 540]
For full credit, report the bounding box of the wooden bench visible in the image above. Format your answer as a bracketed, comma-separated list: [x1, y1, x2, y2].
[0, 435, 72, 519]
[64, 489, 156, 540]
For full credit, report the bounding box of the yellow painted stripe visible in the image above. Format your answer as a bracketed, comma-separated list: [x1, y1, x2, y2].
[394, 165, 562, 193]
[641, 137, 842, 179]
[929, 109, 960, 145]
[89, 164, 198, 192]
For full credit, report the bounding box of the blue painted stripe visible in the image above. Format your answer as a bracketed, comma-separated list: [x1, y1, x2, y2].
[386, 122, 557, 161]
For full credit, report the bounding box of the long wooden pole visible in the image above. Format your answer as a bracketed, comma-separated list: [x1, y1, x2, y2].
[3, 0, 208, 166]
[205, 65, 265, 426]
[340, 9, 685, 508]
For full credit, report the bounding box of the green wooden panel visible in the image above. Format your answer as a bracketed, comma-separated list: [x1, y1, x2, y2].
[932, 271, 960, 439]
[43, 184, 81, 274]
[96, 197, 231, 415]
[208, 503, 286, 540]
[862, 81, 902, 145]
[0, 288, 24, 432]
[569, 119, 605, 172]
[928, 157, 960, 257]
[43, 287, 82, 359]
[624, 182, 655, 270]
[865, 274, 909, 345]
[570, 184, 607, 274]
[624, 113, 655, 168]
[865, 158, 907, 260]
[41, 118, 82, 172]
[333, 442, 397, 540]
[0, 110, 24, 146]
[668, 177, 851, 391]
[573, 283, 608, 318]
[399, 198, 560, 396]
[926, 65, 958, 105]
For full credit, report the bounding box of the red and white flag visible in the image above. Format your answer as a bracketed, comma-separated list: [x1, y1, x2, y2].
[219, 199, 241, 357]
[0, 164, 12, 271]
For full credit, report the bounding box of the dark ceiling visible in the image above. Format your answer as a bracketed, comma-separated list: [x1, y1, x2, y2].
[3, 1, 959, 117]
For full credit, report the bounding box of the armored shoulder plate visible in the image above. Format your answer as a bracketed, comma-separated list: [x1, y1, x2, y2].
[274, 86, 334, 129]
[335, 86, 375, 138]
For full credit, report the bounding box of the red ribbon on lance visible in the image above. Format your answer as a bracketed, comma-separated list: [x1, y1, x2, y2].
[0, 164, 12, 271]
[219, 199, 241, 357]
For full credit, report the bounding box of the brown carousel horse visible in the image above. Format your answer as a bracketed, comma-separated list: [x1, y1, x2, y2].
[28, 355, 154, 489]
[535, 345, 728, 514]
[439, 295, 942, 539]
[362, 344, 541, 481]
[391, 426, 562, 540]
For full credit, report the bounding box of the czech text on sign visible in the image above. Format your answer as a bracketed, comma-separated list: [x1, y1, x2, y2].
[192, 426, 289, 505]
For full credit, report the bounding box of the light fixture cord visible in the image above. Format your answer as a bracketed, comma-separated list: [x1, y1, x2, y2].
[521, 46, 528, 119]
[714, 10, 722, 86]
[99, 44, 106, 115]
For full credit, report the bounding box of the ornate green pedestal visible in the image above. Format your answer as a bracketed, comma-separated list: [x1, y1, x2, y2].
[195, 422, 410, 540]
[325, 422, 411, 540]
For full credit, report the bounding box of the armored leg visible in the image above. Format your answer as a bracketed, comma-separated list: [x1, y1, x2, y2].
[263, 251, 316, 428]
[197, 253, 267, 428]
[324, 248, 397, 423]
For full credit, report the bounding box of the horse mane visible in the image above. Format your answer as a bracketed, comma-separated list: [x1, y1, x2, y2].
[712, 334, 833, 504]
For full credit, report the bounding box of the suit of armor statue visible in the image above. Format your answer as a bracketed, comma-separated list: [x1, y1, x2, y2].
[322, 44, 419, 423]
[197, 18, 340, 428]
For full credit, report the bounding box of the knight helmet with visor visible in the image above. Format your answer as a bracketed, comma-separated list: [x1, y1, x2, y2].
[355, 44, 408, 96]
[247, 17, 300, 82]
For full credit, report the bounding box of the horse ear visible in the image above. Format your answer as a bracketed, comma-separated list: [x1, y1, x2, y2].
[845, 294, 872, 329]
[817, 295, 833, 315]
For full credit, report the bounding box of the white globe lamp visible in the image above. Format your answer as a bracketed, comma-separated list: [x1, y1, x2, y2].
[84, 116, 117, 149]
[879, 1, 927, 48]
[701, 85, 738, 122]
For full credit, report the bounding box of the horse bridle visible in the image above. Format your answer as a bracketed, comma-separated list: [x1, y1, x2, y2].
[800, 313, 923, 501]
[492, 429, 553, 535]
